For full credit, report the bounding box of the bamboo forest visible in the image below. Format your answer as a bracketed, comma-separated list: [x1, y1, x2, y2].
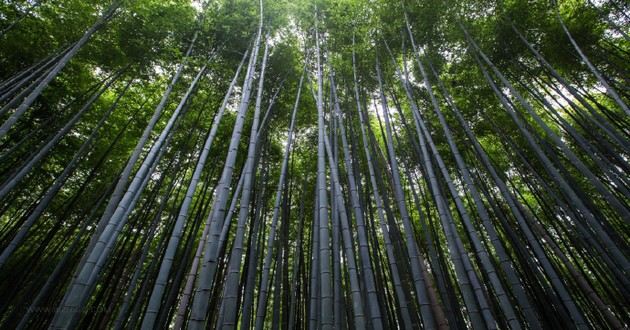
[0, 0, 629, 328]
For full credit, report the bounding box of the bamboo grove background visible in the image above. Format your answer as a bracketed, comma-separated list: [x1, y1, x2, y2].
[0, 0, 628, 328]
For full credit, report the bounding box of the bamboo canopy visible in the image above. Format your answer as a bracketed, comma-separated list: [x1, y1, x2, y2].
[0, 0, 628, 328]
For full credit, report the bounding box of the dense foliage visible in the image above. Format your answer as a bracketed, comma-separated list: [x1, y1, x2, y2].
[0, 0, 628, 328]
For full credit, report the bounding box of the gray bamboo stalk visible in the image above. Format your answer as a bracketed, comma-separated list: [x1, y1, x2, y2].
[589, 0, 630, 41]
[114, 150, 199, 330]
[521, 190, 625, 329]
[83, 82, 198, 327]
[309, 190, 320, 330]
[0, 45, 72, 107]
[113, 206, 162, 330]
[0, 79, 131, 267]
[305, 66, 366, 328]
[0, 70, 121, 200]
[463, 22, 630, 223]
[0, 70, 51, 117]
[469, 46, 590, 328]
[425, 58, 542, 328]
[222, 36, 270, 329]
[0, 0, 122, 140]
[175, 168, 242, 328]
[213, 92, 279, 268]
[331, 69, 383, 329]
[521, 75, 630, 199]
[50, 65, 206, 329]
[461, 24, 629, 274]
[140, 49, 249, 330]
[67, 32, 200, 297]
[188, 9, 264, 327]
[94, 64, 204, 275]
[508, 21, 629, 151]
[254, 66, 305, 330]
[352, 44, 413, 329]
[0, 44, 71, 94]
[171, 50, 249, 330]
[403, 18, 524, 327]
[386, 42, 489, 329]
[313, 15, 333, 330]
[287, 181, 306, 329]
[240, 160, 268, 330]
[374, 57, 437, 329]
[323, 132, 367, 329]
[87, 66, 204, 286]
[331, 110, 342, 330]
[469, 87, 586, 328]
[551, 0, 629, 115]
[15, 180, 115, 329]
[0, 0, 45, 37]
